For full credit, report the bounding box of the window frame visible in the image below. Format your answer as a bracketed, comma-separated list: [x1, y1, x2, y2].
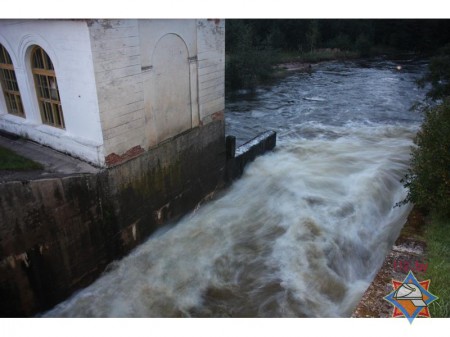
[0, 44, 25, 117]
[31, 46, 65, 129]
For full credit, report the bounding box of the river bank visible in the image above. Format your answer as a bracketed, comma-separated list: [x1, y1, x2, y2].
[352, 207, 428, 318]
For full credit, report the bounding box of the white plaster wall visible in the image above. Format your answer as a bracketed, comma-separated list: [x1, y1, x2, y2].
[0, 19, 105, 166]
[196, 19, 225, 123]
[88, 19, 146, 158]
[151, 33, 191, 143]
[88, 19, 225, 158]
[138, 20, 197, 66]
[138, 20, 198, 147]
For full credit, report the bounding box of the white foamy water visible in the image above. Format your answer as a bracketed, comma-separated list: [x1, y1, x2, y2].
[45, 124, 415, 317]
[44, 58, 427, 317]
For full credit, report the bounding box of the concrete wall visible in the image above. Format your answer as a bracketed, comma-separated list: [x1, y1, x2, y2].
[225, 131, 277, 181]
[0, 20, 105, 166]
[0, 119, 226, 317]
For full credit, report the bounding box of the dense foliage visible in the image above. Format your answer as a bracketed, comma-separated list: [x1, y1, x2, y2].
[225, 21, 278, 90]
[401, 99, 450, 216]
[400, 44, 450, 217]
[418, 43, 450, 101]
[225, 19, 450, 90]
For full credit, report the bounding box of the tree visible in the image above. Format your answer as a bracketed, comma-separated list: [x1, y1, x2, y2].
[400, 43, 450, 217]
[418, 43, 450, 101]
[225, 20, 277, 90]
[306, 20, 320, 52]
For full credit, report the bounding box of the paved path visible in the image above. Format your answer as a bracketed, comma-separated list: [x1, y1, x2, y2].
[0, 133, 100, 182]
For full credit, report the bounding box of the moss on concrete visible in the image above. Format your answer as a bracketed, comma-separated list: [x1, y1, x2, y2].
[0, 146, 43, 171]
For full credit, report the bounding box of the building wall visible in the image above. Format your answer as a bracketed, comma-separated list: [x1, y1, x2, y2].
[0, 19, 225, 167]
[139, 20, 198, 148]
[0, 20, 105, 166]
[197, 19, 225, 124]
[87, 19, 145, 164]
[88, 19, 225, 165]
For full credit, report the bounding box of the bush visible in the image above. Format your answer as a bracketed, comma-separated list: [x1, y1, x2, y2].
[418, 43, 450, 101]
[400, 99, 450, 217]
[226, 48, 276, 90]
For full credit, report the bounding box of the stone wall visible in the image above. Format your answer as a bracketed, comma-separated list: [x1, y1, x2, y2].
[0, 120, 226, 317]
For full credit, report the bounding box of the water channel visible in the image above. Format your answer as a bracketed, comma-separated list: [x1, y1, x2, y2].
[45, 57, 428, 317]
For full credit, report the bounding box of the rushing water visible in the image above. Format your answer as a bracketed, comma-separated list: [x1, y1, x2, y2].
[45, 57, 428, 318]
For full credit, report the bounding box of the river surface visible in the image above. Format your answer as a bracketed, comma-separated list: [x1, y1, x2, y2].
[45, 57, 428, 317]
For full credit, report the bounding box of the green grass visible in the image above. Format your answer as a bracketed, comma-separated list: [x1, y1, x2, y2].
[425, 215, 450, 317]
[0, 145, 43, 171]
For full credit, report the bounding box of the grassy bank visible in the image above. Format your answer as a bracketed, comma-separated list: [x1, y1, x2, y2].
[425, 214, 450, 317]
[0, 145, 43, 171]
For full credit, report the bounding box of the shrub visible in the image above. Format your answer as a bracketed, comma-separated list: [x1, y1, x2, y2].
[400, 98, 450, 217]
[418, 43, 450, 101]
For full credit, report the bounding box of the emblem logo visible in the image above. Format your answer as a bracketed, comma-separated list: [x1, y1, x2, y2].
[384, 270, 438, 323]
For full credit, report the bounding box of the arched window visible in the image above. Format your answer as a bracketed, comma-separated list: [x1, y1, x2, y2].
[0, 44, 25, 117]
[31, 46, 65, 128]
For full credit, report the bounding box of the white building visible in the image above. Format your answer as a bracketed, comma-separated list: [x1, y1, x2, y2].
[0, 19, 225, 167]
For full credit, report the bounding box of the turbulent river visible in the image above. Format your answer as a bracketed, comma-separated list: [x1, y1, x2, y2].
[45, 57, 428, 318]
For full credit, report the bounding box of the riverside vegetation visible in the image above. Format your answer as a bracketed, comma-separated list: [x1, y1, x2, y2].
[225, 19, 450, 91]
[401, 43, 450, 317]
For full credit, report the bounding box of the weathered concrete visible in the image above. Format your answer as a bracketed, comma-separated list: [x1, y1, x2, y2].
[0, 173, 109, 316]
[0, 120, 277, 317]
[0, 132, 99, 181]
[0, 120, 226, 317]
[225, 131, 277, 181]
